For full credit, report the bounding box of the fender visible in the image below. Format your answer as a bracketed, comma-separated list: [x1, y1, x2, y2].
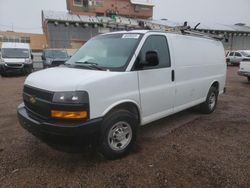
[208, 80, 220, 94]
[102, 99, 141, 118]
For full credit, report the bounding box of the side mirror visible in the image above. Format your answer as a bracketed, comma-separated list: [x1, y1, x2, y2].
[142, 51, 159, 67]
[31, 54, 34, 60]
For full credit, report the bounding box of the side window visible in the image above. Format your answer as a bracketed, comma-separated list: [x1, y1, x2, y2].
[229, 52, 234, 56]
[137, 35, 171, 69]
[235, 52, 242, 57]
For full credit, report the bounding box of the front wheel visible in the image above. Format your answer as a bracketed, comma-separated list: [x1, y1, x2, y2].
[200, 86, 218, 114]
[98, 109, 138, 160]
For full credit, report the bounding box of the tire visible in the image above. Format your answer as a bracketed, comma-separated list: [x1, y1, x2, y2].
[98, 109, 138, 160]
[200, 86, 218, 114]
[248, 77, 250, 83]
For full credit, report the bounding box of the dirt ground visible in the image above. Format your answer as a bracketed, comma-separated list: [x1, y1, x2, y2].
[0, 66, 250, 188]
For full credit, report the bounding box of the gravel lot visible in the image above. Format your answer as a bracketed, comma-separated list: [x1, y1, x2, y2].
[0, 66, 250, 188]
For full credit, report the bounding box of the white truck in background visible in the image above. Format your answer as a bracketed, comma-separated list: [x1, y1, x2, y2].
[226, 50, 250, 66]
[238, 60, 250, 82]
[17, 30, 227, 159]
[0, 42, 33, 76]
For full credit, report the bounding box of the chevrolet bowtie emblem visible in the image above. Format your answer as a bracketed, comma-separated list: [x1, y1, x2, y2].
[29, 96, 36, 104]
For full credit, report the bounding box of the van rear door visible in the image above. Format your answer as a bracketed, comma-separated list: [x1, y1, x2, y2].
[136, 35, 175, 124]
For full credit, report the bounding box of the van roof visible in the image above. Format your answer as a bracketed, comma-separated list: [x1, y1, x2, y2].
[1, 42, 30, 49]
[104, 30, 221, 41]
[103, 30, 150, 35]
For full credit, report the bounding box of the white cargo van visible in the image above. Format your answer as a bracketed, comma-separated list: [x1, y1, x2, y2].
[17, 30, 226, 159]
[0, 42, 33, 76]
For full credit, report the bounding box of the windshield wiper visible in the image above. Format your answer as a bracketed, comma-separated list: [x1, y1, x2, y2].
[73, 61, 104, 70]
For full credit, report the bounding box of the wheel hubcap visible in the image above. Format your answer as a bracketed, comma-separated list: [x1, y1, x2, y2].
[108, 121, 132, 151]
[209, 93, 216, 110]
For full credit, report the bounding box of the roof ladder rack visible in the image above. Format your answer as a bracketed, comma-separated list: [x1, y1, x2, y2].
[181, 29, 224, 41]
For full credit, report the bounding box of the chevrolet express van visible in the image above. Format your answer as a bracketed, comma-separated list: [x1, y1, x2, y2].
[18, 30, 226, 159]
[0, 42, 33, 76]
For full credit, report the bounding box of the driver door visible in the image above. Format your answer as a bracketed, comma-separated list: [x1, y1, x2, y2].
[135, 35, 175, 125]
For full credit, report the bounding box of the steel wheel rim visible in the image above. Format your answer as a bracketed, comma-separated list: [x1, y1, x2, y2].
[209, 93, 216, 110]
[108, 121, 132, 151]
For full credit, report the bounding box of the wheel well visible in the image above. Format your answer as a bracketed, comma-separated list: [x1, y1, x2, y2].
[107, 102, 141, 124]
[211, 81, 219, 91]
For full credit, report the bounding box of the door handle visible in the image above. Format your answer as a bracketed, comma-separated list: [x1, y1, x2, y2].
[171, 70, 175, 82]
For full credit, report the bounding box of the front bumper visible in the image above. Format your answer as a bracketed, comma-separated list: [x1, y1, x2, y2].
[238, 71, 250, 77]
[0, 63, 32, 73]
[44, 60, 66, 68]
[17, 103, 102, 137]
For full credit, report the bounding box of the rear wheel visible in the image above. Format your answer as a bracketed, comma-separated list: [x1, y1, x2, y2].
[248, 77, 250, 82]
[200, 86, 218, 114]
[98, 109, 138, 160]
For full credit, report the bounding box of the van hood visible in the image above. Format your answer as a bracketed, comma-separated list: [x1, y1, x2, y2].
[3, 58, 26, 63]
[25, 67, 122, 92]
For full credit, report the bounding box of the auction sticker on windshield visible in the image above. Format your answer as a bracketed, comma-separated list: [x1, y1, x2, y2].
[122, 34, 140, 39]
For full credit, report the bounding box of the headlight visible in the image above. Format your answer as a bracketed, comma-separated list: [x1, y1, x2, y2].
[25, 59, 32, 64]
[52, 91, 89, 104]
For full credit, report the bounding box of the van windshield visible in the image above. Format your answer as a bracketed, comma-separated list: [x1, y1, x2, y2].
[44, 50, 68, 59]
[66, 33, 142, 71]
[2, 48, 29, 58]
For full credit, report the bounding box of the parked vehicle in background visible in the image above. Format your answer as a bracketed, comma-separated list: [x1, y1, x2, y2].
[226, 50, 250, 66]
[32, 52, 44, 70]
[238, 60, 250, 82]
[0, 42, 33, 76]
[18, 30, 227, 159]
[42, 49, 69, 68]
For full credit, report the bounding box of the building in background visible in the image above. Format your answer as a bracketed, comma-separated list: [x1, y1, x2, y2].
[66, 0, 154, 18]
[189, 22, 250, 51]
[42, 0, 250, 51]
[42, 0, 155, 49]
[42, 10, 250, 51]
[151, 20, 250, 51]
[0, 31, 47, 51]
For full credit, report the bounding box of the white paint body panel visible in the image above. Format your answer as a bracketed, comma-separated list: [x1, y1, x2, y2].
[25, 67, 140, 120]
[239, 61, 250, 73]
[24, 31, 227, 126]
[167, 33, 226, 113]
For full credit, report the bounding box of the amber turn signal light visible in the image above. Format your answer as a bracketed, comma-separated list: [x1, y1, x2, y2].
[51, 110, 87, 119]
